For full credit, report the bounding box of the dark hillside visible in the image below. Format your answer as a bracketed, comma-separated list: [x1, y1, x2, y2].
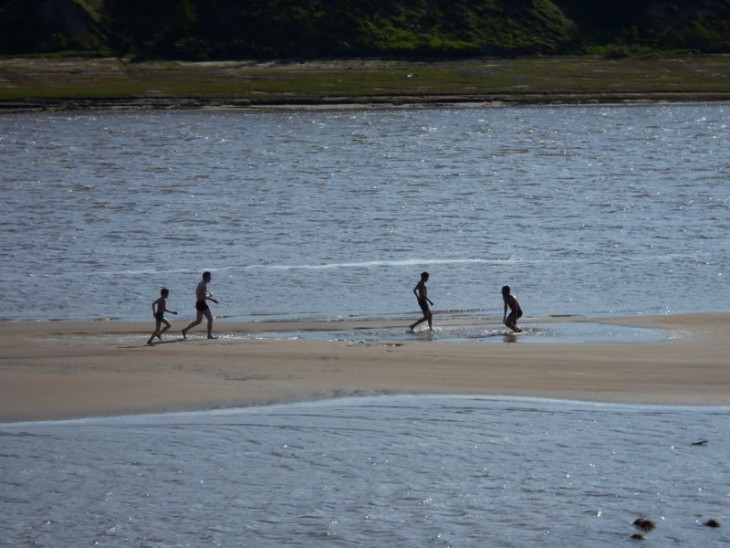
[0, 0, 107, 54]
[103, 0, 577, 59]
[1, 0, 730, 58]
[554, 0, 730, 52]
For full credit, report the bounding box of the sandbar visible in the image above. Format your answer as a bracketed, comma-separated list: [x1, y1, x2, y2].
[1, 313, 728, 422]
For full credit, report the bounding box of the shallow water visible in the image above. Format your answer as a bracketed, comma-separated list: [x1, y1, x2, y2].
[2, 396, 728, 547]
[1, 105, 728, 322]
[236, 321, 669, 345]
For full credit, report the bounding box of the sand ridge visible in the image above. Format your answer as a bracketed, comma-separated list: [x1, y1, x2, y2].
[0, 313, 728, 422]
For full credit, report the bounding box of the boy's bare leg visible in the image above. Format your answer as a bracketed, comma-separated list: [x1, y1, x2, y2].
[147, 321, 162, 345]
[182, 312, 203, 339]
[505, 315, 522, 333]
[205, 310, 217, 339]
[409, 316, 427, 332]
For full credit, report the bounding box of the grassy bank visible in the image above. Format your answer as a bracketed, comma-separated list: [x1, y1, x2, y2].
[1, 55, 730, 110]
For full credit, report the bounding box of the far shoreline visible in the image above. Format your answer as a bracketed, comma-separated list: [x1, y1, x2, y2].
[2, 92, 730, 113]
[3, 56, 730, 112]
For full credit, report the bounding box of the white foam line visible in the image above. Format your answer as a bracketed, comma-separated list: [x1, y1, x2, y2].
[243, 258, 510, 271]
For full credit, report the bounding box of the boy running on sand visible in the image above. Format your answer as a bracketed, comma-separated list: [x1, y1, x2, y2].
[147, 288, 177, 345]
[409, 272, 433, 332]
[182, 271, 219, 340]
[502, 285, 523, 333]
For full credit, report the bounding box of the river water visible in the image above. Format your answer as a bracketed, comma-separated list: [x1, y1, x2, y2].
[2, 396, 729, 546]
[0, 104, 728, 322]
[1, 105, 729, 546]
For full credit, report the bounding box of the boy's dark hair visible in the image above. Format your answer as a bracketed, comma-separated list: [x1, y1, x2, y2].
[502, 285, 510, 293]
[421, 271, 429, 279]
[161, 288, 169, 296]
[203, 271, 211, 279]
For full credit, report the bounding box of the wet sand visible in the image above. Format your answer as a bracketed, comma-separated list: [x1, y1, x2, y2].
[1, 313, 728, 422]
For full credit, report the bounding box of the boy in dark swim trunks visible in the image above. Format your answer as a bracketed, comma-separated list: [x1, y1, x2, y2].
[409, 271, 433, 332]
[182, 271, 219, 339]
[147, 288, 177, 345]
[502, 285, 523, 333]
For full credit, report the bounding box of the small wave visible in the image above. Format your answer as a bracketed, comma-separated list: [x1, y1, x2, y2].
[94, 267, 196, 277]
[67, 184, 95, 192]
[244, 258, 514, 271]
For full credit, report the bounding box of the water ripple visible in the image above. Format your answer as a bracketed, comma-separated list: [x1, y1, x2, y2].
[0, 105, 728, 321]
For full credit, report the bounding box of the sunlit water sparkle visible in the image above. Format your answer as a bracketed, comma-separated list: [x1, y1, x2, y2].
[2, 396, 729, 547]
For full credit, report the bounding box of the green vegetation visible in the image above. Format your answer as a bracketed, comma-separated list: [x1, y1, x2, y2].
[2, 0, 730, 60]
[2, 56, 729, 107]
[100, 0, 576, 59]
[2, 1, 730, 108]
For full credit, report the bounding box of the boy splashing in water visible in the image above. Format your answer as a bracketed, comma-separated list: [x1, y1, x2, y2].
[409, 272, 433, 332]
[502, 285, 523, 333]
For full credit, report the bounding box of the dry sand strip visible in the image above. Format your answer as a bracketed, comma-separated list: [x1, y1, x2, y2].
[0, 313, 728, 422]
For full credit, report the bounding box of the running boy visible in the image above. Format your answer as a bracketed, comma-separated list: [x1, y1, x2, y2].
[147, 288, 177, 345]
[182, 271, 219, 339]
[409, 272, 433, 332]
[502, 285, 523, 333]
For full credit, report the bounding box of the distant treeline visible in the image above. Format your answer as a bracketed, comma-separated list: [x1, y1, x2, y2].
[1, 0, 729, 59]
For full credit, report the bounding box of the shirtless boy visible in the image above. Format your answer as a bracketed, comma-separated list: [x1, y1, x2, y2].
[147, 288, 177, 345]
[502, 285, 523, 333]
[409, 272, 433, 332]
[182, 271, 219, 339]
